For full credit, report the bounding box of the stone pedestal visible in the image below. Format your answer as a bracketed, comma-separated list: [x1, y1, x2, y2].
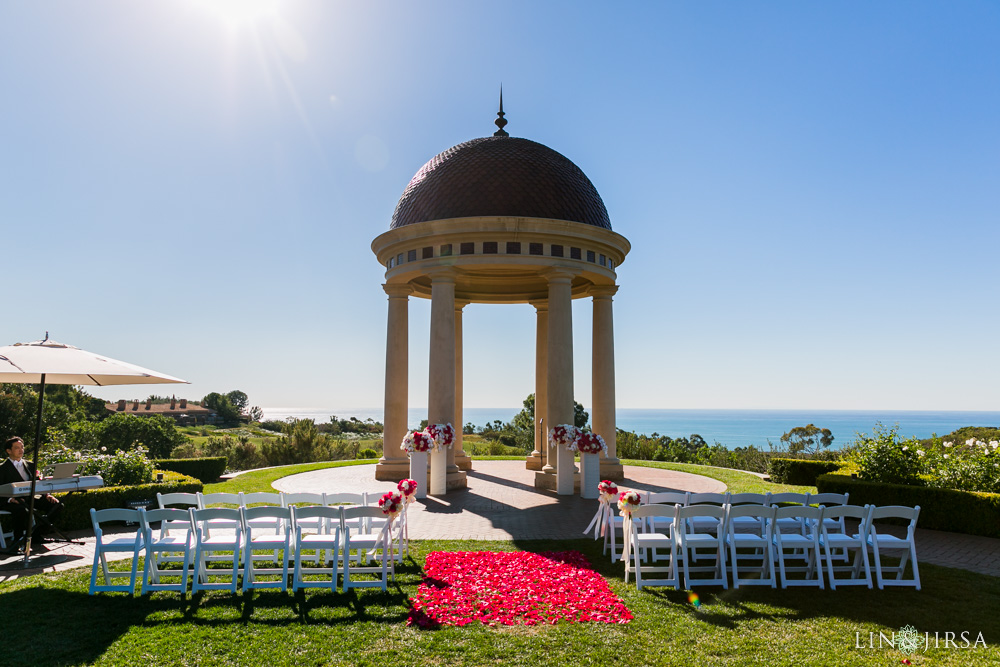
[409, 451, 428, 499]
[580, 453, 600, 499]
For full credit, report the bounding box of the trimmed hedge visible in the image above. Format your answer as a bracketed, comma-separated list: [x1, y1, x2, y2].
[152, 457, 227, 483]
[767, 458, 842, 486]
[816, 473, 1000, 538]
[54, 471, 203, 531]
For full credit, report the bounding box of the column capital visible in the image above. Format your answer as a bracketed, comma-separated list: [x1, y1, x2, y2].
[589, 285, 619, 299]
[455, 299, 471, 311]
[541, 267, 577, 284]
[428, 267, 458, 283]
[529, 298, 549, 312]
[383, 283, 413, 298]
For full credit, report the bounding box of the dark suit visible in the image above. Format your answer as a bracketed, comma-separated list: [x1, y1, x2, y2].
[1, 458, 62, 545]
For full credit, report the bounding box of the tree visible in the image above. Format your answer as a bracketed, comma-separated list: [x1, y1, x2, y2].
[512, 393, 589, 432]
[66, 413, 186, 458]
[780, 424, 834, 455]
[226, 390, 249, 413]
[202, 392, 242, 425]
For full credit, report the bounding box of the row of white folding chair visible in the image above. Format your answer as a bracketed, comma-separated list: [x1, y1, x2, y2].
[625, 503, 920, 591]
[89, 504, 396, 595]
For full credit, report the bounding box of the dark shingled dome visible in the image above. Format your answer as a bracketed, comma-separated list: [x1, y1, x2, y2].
[390, 136, 611, 230]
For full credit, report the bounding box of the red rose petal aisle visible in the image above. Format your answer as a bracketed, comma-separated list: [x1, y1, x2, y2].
[408, 551, 632, 628]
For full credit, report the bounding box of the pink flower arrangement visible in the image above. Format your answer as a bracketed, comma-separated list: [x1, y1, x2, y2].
[547, 424, 581, 450]
[378, 490, 403, 518]
[408, 550, 632, 628]
[424, 423, 456, 450]
[597, 480, 618, 503]
[617, 489, 642, 517]
[573, 432, 607, 455]
[401, 430, 433, 453]
[397, 478, 418, 502]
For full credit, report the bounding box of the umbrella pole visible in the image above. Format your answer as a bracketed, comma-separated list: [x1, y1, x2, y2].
[22, 373, 45, 567]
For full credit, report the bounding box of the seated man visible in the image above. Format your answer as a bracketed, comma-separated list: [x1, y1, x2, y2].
[0, 436, 63, 550]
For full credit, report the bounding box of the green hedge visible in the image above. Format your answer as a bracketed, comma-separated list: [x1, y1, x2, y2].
[152, 457, 227, 483]
[767, 458, 842, 485]
[816, 473, 1000, 538]
[53, 471, 203, 531]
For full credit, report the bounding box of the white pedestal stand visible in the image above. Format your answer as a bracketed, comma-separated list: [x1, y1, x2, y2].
[430, 448, 447, 496]
[409, 451, 428, 499]
[580, 452, 600, 499]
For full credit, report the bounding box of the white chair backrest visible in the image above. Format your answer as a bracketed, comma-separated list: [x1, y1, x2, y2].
[809, 492, 849, 507]
[291, 505, 341, 533]
[157, 492, 198, 509]
[688, 492, 728, 506]
[773, 504, 823, 530]
[768, 493, 808, 506]
[630, 504, 680, 521]
[820, 504, 870, 523]
[198, 492, 243, 508]
[869, 505, 920, 536]
[190, 506, 242, 528]
[676, 503, 726, 523]
[728, 493, 769, 506]
[241, 492, 282, 506]
[326, 492, 364, 506]
[645, 491, 688, 506]
[727, 504, 776, 520]
[91, 508, 141, 529]
[281, 492, 326, 507]
[342, 505, 386, 534]
[140, 508, 191, 538]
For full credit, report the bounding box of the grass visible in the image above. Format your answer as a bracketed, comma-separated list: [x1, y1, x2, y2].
[2, 538, 997, 666]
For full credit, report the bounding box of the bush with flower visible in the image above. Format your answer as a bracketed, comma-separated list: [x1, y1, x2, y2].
[378, 490, 404, 518]
[401, 431, 434, 454]
[852, 423, 925, 486]
[398, 478, 418, 502]
[548, 424, 581, 450]
[42, 442, 154, 487]
[928, 438, 1000, 494]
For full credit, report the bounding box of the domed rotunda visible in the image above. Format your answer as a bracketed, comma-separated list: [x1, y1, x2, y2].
[372, 98, 630, 496]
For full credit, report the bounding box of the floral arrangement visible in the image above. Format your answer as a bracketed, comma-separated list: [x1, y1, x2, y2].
[547, 424, 581, 450]
[398, 478, 418, 502]
[573, 432, 607, 455]
[401, 430, 434, 453]
[408, 550, 633, 628]
[425, 423, 456, 451]
[617, 489, 642, 518]
[597, 480, 618, 503]
[378, 490, 404, 518]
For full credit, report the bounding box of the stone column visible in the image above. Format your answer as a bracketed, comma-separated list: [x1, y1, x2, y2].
[453, 301, 472, 471]
[592, 285, 624, 480]
[546, 269, 576, 495]
[375, 283, 412, 481]
[428, 270, 457, 495]
[527, 300, 548, 471]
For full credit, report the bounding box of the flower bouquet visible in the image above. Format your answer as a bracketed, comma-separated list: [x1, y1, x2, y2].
[547, 424, 581, 450]
[617, 489, 642, 518]
[425, 423, 456, 451]
[401, 430, 434, 453]
[597, 480, 618, 503]
[573, 432, 607, 455]
[378, 490, 404, 519]
[398, 478, 418, 503]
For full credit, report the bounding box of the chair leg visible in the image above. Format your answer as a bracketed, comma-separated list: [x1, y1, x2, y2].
[871, 541, 884, 590]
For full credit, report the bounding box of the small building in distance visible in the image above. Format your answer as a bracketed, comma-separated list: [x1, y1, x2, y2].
[105, 397, 219, 426]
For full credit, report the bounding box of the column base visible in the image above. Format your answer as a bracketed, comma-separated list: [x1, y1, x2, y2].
[525, 452, 544, 471]
[534, 470, 581, 493]
[599, 457, 625, 481]
[374, 458, 412, 481]
[454, 454, 473, 471]
[445, 469, 468, 492]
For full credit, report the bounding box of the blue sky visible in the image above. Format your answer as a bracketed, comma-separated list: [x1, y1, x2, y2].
[2, 1, 998, 413]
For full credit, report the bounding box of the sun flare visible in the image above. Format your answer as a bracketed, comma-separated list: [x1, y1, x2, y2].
[192, 0, 279, 25]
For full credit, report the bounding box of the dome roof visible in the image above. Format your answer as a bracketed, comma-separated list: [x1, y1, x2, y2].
[390, 136, 611, 230]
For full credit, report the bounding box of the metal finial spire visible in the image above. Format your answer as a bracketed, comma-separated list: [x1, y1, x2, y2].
[493, 86, 508, 137]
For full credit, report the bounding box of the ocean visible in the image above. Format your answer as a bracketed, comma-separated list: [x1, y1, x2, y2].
[260, 407, 1000, 449]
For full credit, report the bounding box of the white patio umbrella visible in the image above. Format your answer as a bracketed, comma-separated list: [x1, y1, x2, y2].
[0, 334, 187, 567]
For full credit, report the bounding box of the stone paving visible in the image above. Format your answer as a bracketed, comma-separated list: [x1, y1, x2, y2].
[2, 461, 998, 581]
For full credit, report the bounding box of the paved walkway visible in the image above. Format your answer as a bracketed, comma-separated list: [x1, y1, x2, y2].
[2, 461, 998, 580]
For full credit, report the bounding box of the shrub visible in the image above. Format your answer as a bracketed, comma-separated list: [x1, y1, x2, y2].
[359, 448, 378, 459]
[152, 457, 228, 483]
[65, 413, 186, 459]
[927, 437, 1000, 494]
[852, 423, 924, 485]
[816, 473, 1000, 538]
[42, 444, 154, 486]
[55, 471, 202, 531]
[768, 458, 843, 485]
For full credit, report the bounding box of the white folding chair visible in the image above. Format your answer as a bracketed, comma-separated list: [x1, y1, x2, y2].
[1, 509, 14, 550]
[89, 508, 144, 595]
[768, 493, 810, 536]
[772, 505, 824, 589]
[675, 504, 728, 589]
[291, 505, 342, 592]
[155, 492, 199, 564]
[643, 491, 689, 534]
[819, 505, 873, 590]
[190, 507, 243, 594]
[868, 505, 921, 590]
[602, 503, 626, 562]
[726, 493, 770, 535]
[626, 504, 680, 590]
[341, 506, 393, 592]
[281, 492, 328, 565]
[241, 506, 292, 591]
[686, 492, 729, 534]
[808, 492, 850, 561]
[139, 508, 193, 595]
[725, 504, 777, 588]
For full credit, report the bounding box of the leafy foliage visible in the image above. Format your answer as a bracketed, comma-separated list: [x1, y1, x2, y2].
[44, 443, 154, 487]
[65, 413, 186, 459]
[780, 424, 834, 454]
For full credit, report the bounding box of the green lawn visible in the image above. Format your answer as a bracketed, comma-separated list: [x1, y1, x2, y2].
[3, 538, 997, 666]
